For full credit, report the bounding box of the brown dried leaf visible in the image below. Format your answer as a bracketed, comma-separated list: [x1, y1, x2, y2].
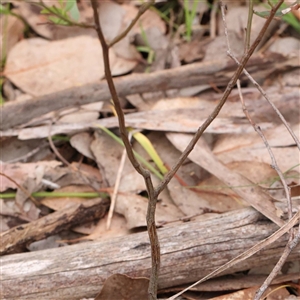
[72, 213, 129, 239]
[95, 274, 149, 300]
[5, 36, 137, 96]
[0, 161, 61, 191]
[209, 285, 290, 300]
[213, 124, 300, 174]
[0, 13, 24, 62]
[70, 132, 95, 159]
[114, 193, 181, 229]
[166, 133, 284, 226]
[90, 132, 145, 192]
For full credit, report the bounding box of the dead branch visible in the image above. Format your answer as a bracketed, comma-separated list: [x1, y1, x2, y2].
[90, 1, 159, 298]
[0, 54, 296, 131]
[0, 198, 109, 255]
[1, 207, 299, 300]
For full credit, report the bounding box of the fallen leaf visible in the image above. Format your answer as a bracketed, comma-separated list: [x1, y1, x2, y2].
[166, 133, 284, 226]
[0, 13, 24, 62]
[95, 274, 149, 300]
[90, 131, 145, 192]
[5, 36, 137, 96]
[0, 161, 61, 191]
[70, 132, 95, 159]
[115, 193, 181, 229]
[209, 285, 290, 300]
[213, 124, 300, 174]
[72, 213, 130, 240]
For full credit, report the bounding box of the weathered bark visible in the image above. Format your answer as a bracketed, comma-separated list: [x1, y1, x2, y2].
[0, 198, 110, 255]
[1, 53, 297, 130]
[1, 207, 299, 299]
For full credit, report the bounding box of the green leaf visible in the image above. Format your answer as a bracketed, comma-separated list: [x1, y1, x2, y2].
[49, 16, 69, 25]
[132, 131, 168, 174]
[69, 1, 80, 21]
[40, 8, 51, 15]
[58, 0, 64, 9]
[254, 9, 284, 18]
[95, 125, 164, 180]
[136, 46, 151, 53]
[0, 4, 11, 14]
[65, 0, 75, 12]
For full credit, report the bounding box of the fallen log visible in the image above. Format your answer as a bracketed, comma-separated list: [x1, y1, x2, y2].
[1, 53, 297, 130]
[1, 207, 299, 299]
[0, 198, 110, 255]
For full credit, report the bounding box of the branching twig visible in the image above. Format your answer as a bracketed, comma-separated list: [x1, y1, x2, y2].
[90, 1, 159, 299]
[221, 8, 300, 151]
[90, 0, 287, 299]
[167, 210, 300, 300]
[108, 1, 155, 48]
[221, 2, 300, 298]
[241, 83, 293, 216]
[254, 229, 300, 300]
[0, 172, 39, 207]
[154, 0, 285, 198]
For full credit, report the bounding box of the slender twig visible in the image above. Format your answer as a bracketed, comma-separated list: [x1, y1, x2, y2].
[6, 142, 48, 163]
[90, 0, 286, 299]
[108, 1, 155, 48]
[245, 0, 254, 52]
[106, 135, 129, 230]
[237, 80, 293, 219]
[155, 0, 285, 198]
[90, 2, 159, 299]
[0, 172, 39, 206]
[18, 0, 96, 29]
[221, 7, 300, 151]
[167, 210, 300, 300]
[237, 80, 297, 299]
[221, 2, 299, 217]
[254, 230, 300, 300]
[48, 122, 70, 167]
[210, 0, 218, 39]
[222, 2, 299, 297]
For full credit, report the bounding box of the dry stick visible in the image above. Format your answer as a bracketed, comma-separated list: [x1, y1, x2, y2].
[166, 2, 287, 299]
[254, 230, 300, 300]
[220, 8, 300, 151]
[220, 3, 299, 218]
[106, 135, 129, 230]
[154, 0, 285, 198]
[90, 2, 159, 299]
[48, 122, 70, 167]
[167, 210, 300, 300]
[108, 0, 155, 48]
[92, 0, 284, 298]
[6, 142, 48, 163]
[209, 0, 218, 39]
[0, 172, 39, 207]
[236, 80, 293, 219]
[233, 56, 300, 151]
[48, 121, 103, 195]
[237, 80, 298, 300]
[221, 2, 299, 296]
